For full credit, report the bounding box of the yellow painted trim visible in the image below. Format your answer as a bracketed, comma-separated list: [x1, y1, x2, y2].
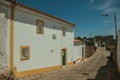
[20, 46, 30, 61]
[67, 62, 74, 66]
[36, 19, 44, 34]
[74, 58, 81, 63]
[15, 57, 81, 78]
[15, 65, 61, 78]
[61, 48, 68, 67]
[81, 58, 85, 61]
[62, 27, 66, 37]
[67, 58, 81, 66]
[10, 5, 15, 69]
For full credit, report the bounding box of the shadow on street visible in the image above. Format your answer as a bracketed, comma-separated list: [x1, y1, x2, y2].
[87, 56, 120, 80]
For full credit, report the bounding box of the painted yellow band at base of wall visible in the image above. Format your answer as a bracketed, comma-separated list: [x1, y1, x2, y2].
[74, 58, 81, 62]
[67, 58, 81, 66]
[67, 62, 74, 66]
[14, 65, 61, 78]
[14, 58, 82, 78]
[81, 58, 85, 61]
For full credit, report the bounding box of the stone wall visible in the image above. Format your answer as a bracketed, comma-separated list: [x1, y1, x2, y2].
[85, 45, 95, 58]
[0, 6, 8, 72]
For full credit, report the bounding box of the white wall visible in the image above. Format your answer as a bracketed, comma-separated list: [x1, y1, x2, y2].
[13, 7, 75, 72]
[73, 43, 85, 61]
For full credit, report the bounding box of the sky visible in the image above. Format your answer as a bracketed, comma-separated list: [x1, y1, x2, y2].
[16, 0, 120, 38]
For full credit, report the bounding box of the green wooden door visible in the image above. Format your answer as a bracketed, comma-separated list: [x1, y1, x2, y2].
[62, 49, 66, 66]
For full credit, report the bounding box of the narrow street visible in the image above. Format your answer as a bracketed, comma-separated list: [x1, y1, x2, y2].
[18, 48, 120, 80]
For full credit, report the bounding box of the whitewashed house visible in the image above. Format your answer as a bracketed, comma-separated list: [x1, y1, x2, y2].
[0, 0, 85, 77]
[74, 39, 85, 63]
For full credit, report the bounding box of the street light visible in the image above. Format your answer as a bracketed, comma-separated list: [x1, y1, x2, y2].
[103, 12, 118, 64]
[103, 12, 117, 40]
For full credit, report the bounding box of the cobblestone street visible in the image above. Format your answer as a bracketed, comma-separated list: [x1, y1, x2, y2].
[16, 48, 120, 80]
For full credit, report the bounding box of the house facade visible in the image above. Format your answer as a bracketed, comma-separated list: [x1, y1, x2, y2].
[74, 39, 85, 63]
[0, 0, 85, 78]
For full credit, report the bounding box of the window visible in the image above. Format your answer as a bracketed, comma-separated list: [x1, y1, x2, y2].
[0, 7, 8, 18]
[52, 34, 56, 39]
[53, 25, 55, 29]
[20, 46, 30, 61]
[36, 19, 44, 34]
[62, 27, 66, 36]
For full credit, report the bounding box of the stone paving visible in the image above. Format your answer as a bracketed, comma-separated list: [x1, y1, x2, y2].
[1, 47, 120, 80]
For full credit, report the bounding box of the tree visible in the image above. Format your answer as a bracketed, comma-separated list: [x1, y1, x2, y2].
[83, 37, 87, 40]
[76, 36, 82, 40]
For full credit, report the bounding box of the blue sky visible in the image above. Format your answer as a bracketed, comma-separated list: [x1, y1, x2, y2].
[16, 0, 120, 38]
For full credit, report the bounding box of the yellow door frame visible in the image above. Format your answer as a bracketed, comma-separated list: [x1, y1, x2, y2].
[61, 48, 67, 67]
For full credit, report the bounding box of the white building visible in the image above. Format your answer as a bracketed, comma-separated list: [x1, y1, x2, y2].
[74, 39, 85, 63]
[0, 0, 85, 77]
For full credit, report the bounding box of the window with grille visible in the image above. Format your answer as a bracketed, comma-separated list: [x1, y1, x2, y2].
[36, 19, 44, 34]
[20, 46, 30, 61]
[62, 27, 66, 36]
[52, 34, 56, 39]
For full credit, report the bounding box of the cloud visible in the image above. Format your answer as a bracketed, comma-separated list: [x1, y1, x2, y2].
[103, 8, 114, 13]
[90, 0, 113, 10]
[89, 0, 95, 4]
[102, 19, 113, 25]
[89, 0, 120, 36]
[89, 0, 120, 13]
[103, 7, 120, 14]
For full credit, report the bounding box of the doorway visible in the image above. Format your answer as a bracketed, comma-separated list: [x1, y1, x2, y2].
[61, 48, 67, 66]
[82, 47, 84, 58]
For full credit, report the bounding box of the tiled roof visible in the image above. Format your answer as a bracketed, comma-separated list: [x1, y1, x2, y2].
[74, 39, 81, 43]
[8, 0, 76, 27]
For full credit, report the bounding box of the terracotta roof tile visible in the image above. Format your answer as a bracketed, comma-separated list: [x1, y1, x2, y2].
[8, 0, 76, 27]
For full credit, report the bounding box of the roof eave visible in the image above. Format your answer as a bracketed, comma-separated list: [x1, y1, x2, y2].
[11, 1, 76, 27]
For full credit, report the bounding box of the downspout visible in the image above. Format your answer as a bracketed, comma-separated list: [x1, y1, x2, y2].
[10, 0, 16, 72]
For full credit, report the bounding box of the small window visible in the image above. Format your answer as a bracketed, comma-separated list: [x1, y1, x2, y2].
[36, 19, 44, 34]
[20, 46, 30, 61]
[62, 27, 66, 36]
[52, 34, 56, 39]
[53, 25, 55, 29]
